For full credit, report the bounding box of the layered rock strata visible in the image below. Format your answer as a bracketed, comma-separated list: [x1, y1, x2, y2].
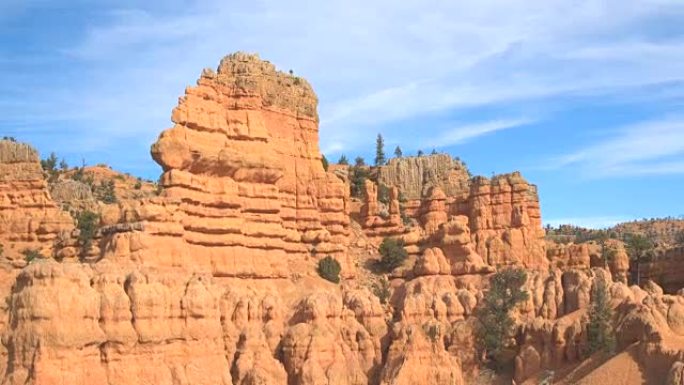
[0, 140, 74, 261]
[104, 52, 350, 278]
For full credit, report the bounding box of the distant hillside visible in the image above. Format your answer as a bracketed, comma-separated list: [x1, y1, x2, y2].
[546, 217, 684, 248]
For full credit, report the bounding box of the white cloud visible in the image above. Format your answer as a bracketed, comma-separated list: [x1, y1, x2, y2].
[4, 0, 684, 162]
[551, 117, 684, 177]
[423, 118, 535, 148]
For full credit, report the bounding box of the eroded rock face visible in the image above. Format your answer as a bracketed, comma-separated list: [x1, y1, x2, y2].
[469, 173, 546, 269]
[640, 246, 684, 293]
[364, 157, 547, 271]
[0, 140, 74, 262]
[104, 52, 350, 278]
[378, 154, 470, 201]
[2, 52, 682, 385]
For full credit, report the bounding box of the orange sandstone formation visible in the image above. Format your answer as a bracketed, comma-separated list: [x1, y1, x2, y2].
[0, 140, 74, 262]
[1, 52, 683, 385]
[105, 52, 350, 278]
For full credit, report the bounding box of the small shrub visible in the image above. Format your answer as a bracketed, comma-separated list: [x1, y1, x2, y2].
[423, 323, 440, 343]
[40, 152, 58, 173]
[321, 155, 329, 171]
[0, 244, 3, 257]
[378, 237, 408, 272]
[318, 256, 341, 283]
[350, 166, 370, 198]
[2, 136, 17, 142]
[95, 180, 117, 204]
[22, 249, 44, 264]
[372, 277, 391, 304]
[134, 181, 142, 190]
[377, 184, 391, 204]
[77, 210, 100, 254]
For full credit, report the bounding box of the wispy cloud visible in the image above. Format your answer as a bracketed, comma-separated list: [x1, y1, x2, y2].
[3, 0, 684, 173]
[551, 117, 684, 177]
[424, 118, 534, 148]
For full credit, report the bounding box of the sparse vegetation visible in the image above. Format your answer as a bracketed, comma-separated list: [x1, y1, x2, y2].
[40, 152, 58, 173]
[2, 136, 16, 142]
[677, 230, 684, 245]
[94, 180, 117, 204]
[22, 249, 44, 264]
[378, 237, 408, 272]
[59, 159, 69, 171]
[476, 268, 529, 370]
[377, 183, 391, 204]
[317, 256, 341, 283]
[372, 276, 391, 304]
[423, 323, 440, 343]
[77, 210, 100, 255]
[40, 152, 60, 182]
[586, 277, 616, 355]
[134, 180, 142, 190]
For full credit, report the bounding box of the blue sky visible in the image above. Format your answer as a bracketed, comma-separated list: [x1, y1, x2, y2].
[1, 0, 683, 228]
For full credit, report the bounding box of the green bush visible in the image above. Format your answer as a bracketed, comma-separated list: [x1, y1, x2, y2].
[134, 180, 142, 190]
[475, 268, 529, 370]
[321, 155, 329, 171]
[77, 210, 100, 254]
[372, 277, 391, 304]
[317, 256, 341, 283]
[378, 237, 408, 272]
[22, 249, 44, 264]
[95, 180, 117, 204]
[350, 166, 369, 199]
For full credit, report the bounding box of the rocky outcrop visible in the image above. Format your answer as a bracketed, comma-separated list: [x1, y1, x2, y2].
[103, 52, 351, 278]
[378, 154, 470, 201]
[365, 157, 547, 271]
[0, 140, 74, 262]
[469, 173, 546, 269]
[639, 246, 684, 293]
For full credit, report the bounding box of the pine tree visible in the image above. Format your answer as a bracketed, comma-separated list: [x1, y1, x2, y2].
[375, 134, 386, 166]
[586, 278, 616, 355]
[41, 152, 58, 173]
[431, 148, 438, 155]
[417, 150, 424, 157]
[476, 268, 529, 369]
[626, 233, 653, 286]
[321, 155, 329, 171]
[394, 146, 403, 158]
[338, 155, 349, 165]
